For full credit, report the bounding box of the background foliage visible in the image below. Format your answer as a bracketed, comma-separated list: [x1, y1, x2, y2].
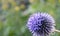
[0, 0, 60, 36]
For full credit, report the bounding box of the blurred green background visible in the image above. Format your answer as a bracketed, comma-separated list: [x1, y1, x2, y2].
[0, 0, 60, 36]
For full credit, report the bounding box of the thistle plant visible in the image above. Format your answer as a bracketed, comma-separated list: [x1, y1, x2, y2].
[27, 12, 60, 36]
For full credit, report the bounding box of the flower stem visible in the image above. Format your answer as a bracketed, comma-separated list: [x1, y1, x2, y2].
[55, 29, 60, 33]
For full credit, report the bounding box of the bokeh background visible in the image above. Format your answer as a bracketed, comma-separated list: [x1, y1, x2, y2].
[0, 0, 60, 36]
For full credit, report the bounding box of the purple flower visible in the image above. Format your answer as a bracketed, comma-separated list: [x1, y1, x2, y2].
[27, 12, 55, 36]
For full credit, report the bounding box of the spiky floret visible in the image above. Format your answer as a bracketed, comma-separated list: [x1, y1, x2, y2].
[27, 12, 55, 36]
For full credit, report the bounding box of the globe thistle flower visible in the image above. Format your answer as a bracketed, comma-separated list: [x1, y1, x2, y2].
[27, 12, 55, 36]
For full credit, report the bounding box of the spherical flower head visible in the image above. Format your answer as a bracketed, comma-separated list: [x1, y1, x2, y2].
[27, 12, 55, 36]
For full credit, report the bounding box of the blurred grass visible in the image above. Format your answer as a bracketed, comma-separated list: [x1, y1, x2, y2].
[0, 0, 60, 36]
